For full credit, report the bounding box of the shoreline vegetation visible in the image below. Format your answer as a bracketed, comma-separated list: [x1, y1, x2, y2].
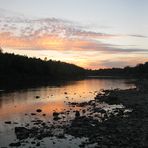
[0, 51, 86, 90]
[0, 51, 148, 90]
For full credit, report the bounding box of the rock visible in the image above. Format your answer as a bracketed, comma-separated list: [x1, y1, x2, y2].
[15, 127, 30, 140]
[35, 96, 40, 99]
[57, 134, 65, 139]
[9, 142, 21, 147]
[53, 112, 61, 120]
[53, 112, 59, 117]
[69, 102, 78, 106]
[78, 102, 88, 107]
[94, 108, 106, 114]
[31, 113, 36, 115]
[53, 116, 61, 121]
[36, 109, 42, 113]
[31, 141, 36, 144]
[75, 111, 80, 118]
[36, 142, 40, 146]
[5, 121, 11, 124]
[25, 123, 29, 127]
[13, 122, 18, 124]
[82, 109, 86, 114]
[53, 141, 55, 144]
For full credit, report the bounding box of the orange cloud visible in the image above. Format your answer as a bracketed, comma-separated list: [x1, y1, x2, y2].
[0, 14, 118, 52]
[0, 32, 106, 51]
[0, 13, 148, 69]
[0, 32, 31, 48]
[1, 32, 148, 56]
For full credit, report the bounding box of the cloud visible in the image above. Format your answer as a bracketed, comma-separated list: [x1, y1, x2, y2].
[0, 31, 148, 55]
[99, 57, 147, 68]
[1, 9, 147, 54]
[100, 60, 131, 68]
[0, 12, 115, 39]
[129, 34, 148, 38]
[0, 9, 119, 52]
[103, 47, 148, 54]
[0, 9, 148, 69]
[85, 56, 148, 69]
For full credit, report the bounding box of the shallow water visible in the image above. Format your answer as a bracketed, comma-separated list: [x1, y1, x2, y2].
[0, 78, 135, 147]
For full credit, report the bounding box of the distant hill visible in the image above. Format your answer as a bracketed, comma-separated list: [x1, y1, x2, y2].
[90, 62, 148, 78]
[0, 52, 86, 81]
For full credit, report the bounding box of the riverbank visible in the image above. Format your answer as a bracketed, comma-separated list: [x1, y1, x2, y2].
[64, 84, 148, 147]
[67, 79, 148, 147]
[3, 79, 148, 147]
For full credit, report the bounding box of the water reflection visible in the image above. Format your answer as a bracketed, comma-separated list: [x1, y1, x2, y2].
[0, 79, 134, 119]
[0, 78, 135, 147]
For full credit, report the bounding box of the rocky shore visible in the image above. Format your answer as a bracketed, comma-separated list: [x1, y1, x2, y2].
[7, 80, 148, 147]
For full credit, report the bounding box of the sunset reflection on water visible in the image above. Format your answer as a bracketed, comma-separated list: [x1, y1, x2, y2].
[0, 78, 135, 147]
[0, 79, 134, 120]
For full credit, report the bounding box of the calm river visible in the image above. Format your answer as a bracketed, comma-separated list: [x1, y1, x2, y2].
[0, 78, 135, 147]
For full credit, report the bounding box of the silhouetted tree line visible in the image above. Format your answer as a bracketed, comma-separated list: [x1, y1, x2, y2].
[0, 52, 86, 81]
[90, 62, 148, 78]
[0, 51, 147, 83]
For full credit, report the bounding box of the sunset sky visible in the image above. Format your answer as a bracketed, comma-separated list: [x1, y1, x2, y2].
[0, 0, 148, 69]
